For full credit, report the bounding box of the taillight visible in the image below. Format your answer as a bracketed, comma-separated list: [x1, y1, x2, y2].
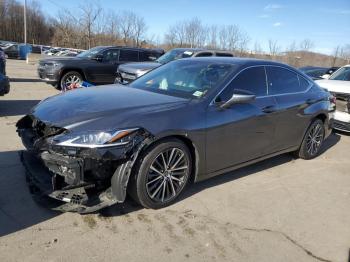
[329, 95, 336, 105]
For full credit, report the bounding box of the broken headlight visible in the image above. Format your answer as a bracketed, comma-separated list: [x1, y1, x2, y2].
[52, 128, 139, 148]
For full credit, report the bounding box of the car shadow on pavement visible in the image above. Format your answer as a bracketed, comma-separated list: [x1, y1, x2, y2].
[101, 132, 341, 218]
[0, 100, 41, 117]
[0, 150, 59, 237]
[0, 134, 340, 233]
[10, 78, 43, 83]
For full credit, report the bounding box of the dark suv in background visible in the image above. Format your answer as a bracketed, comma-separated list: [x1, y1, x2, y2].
[0, 47, 10, 96]
[38, 46, 164, 89]
[115, 48, 234, 84]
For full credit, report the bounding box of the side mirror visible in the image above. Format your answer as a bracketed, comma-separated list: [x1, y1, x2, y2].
[220, 89, 256, 109]
[92, 54, 103, 62]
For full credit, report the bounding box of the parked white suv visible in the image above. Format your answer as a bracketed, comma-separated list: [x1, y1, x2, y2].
[316, 65, 350, 132]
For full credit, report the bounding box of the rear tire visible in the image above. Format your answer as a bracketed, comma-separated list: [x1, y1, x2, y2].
[296, 119, 325, 159]
[129, 138, 192, 209]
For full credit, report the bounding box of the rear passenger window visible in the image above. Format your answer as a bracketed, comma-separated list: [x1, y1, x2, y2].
[298, 75, 310, 90]
[119, 50, 139, 62]
[139, 51, 158, 61]
[266, 67, 303, 95]
[217, 66, 267, 102]
[195, 52, 213, 57]
[216, 53, 233, 57]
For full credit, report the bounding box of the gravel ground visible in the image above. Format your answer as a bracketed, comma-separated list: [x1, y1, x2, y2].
[0, 59, 349, 262]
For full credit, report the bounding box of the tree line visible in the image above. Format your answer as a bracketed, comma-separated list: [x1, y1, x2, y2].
[0, 0, 349, 67]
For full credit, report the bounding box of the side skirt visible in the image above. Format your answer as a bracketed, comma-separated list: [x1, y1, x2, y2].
[196, 146, 299, 182]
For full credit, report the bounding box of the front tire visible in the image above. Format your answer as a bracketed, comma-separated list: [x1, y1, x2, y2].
[296, 119, 325, 159]
[129, 139, 192, 209]
[60, 71, 83, 90]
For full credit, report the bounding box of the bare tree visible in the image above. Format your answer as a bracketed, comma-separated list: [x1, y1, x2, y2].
[268, 39, 280, 57]
[79, 2, 102, 49]
[299, 39, 314, 51]
[185, 17, 205, 48]
[132, 15, 147, 47]
[236, 30, 250, 56]
[208, 25, 218, 49]
[165, 21, 186, 47]
[117, 11, 135, 46]
[253, 41, 262, 54]
[285, 41, 298, 65]
[52, 10, 80, 47]
[331, 45, 342, 66]
[340, 44, 350, 64]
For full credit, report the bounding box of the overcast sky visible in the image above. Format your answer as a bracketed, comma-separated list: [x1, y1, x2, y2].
[41, 0, 350, 54]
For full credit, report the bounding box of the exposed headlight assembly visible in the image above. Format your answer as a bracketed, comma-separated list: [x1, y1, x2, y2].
[54, 128, 139, 148]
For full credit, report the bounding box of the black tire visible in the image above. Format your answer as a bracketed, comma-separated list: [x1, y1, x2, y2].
[129, 138, 192, 209]
[296, 119, 325, 159]
[60, 71, 83, 90]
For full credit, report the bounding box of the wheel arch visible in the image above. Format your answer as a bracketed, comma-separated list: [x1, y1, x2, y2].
[137, 134, 200, 184]
[60, 68, 87, 82]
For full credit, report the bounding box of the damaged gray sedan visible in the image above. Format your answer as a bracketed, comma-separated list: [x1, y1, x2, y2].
[17, 58, 334, 213]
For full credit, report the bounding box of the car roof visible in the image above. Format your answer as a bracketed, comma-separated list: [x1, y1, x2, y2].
[97, 46, 164, 52]
[185, 57, 293, 68]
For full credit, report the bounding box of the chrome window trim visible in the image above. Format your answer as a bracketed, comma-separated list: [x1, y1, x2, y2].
[210, 64, 313, 105]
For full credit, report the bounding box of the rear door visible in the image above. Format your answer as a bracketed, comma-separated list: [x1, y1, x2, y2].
[265, 66, 313, 151]
[205, 66, 278, 174]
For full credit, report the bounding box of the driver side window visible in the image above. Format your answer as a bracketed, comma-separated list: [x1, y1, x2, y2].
[216, 66, 267, 102]
[102, 49, 119, 63]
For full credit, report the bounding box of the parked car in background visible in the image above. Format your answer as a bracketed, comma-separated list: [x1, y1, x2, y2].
[115, 48, 234, 84]
[299, 66, 328, 80]
[0, 47, 6, 75]
[0, 73, 10, 96]
[38, 46, 164, 90]
[43, 48, 62, 56]
[299, 66, 339, 80]
[0, 58, 10, 96]
[3, 44, 19, 59]
[18, 58, 334, 213]
[321, 67, 340, 79]
[316, 65, 350, 132]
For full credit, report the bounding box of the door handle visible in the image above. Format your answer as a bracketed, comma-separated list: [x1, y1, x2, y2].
[261, 105, 277, 113]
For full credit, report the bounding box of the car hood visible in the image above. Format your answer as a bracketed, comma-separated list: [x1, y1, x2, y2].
[315, 79, 350, 94]
[32, 84, 189, 130]
[118, 62, 161, 74]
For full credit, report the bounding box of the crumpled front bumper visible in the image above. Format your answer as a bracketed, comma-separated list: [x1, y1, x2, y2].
[16, 114, 152, 213]
[21, 150, 120, 213]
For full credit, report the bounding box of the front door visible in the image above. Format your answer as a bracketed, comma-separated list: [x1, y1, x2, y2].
[205, 66, 278, 174]
[87, 48, 120, 84]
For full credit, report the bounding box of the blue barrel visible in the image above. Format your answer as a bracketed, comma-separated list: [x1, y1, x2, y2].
[19, 44, 32, 60]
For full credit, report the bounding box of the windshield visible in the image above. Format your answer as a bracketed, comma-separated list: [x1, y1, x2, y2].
[129, 60, 236, 99]
[329, 67, 350, 81]
[156, 49, 194, 64]
[77, 46, 106, 58]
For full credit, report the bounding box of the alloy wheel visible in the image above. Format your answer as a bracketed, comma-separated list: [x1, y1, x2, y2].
[146, 147, 190, 203]
[63, 74, 82, 89]
[306, 123, 324, 156]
